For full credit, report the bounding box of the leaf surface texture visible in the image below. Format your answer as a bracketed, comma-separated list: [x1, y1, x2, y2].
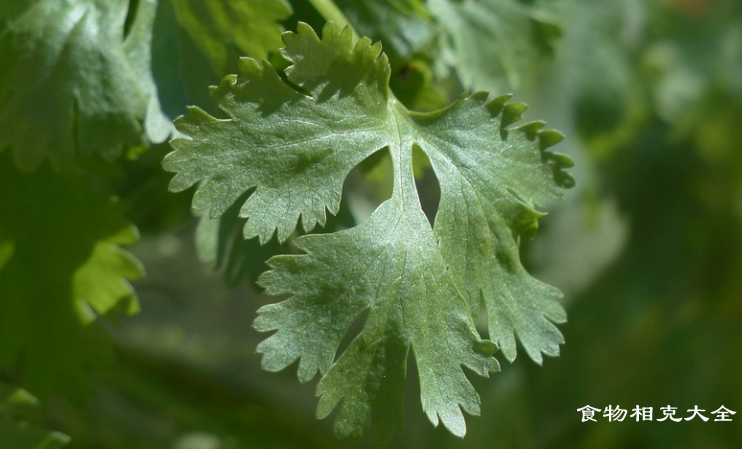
[165, 22, 572, 440]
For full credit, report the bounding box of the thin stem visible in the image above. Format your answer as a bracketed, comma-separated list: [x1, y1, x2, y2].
[307, 0, 360, 42]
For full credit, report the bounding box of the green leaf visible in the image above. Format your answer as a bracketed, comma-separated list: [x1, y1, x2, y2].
[421, 96, 573, 363]
[428, 0, 561, 92]
[334, 0, 436, 67]
[557, 0, 638, 144]
[256, 198, 498, 442]
[0, 158, 143, 397]
[164, 22, 572, 440]
[0, 382, 70, 449]
[389, 59, 448, 112]
[0, 0, 32, 23]
[329, 0, 448, 112]
[171, 0, 292, 75]
[195, 189, 358, 286]
[195, 192, 283, 286]
[0, 0, 169, 171]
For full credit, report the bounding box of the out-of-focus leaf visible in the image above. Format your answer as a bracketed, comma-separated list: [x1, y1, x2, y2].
[428, 0, 561, 92]
[389, 59, 447, 112]
[0, 382, 70, 448]
[171, 0, 292, 75]
[530, 196, 629, 298]
[0, 157, 143, 397]
[642, 3, 742, 135]
[0, 0, 169, 171]
[334, 0, 436, 67]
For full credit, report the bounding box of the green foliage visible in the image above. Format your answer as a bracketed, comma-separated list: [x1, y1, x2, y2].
[334, 0, 436, 67]
[194, 194, 283, 286]
[428, 0, 561, 92]
[164, 21, 572, 439]
[0, 382, 69, 448]
[0, 159, 142, 397]
[170, 0, 292, 75]
[2, 0, 740, 447]
[0, 0, 169, 170]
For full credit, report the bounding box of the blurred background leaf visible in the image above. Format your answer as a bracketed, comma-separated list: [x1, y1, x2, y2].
[0, 382, 69, 448]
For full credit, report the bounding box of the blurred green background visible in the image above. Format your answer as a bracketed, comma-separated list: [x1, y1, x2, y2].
[2, 0, 742, 447]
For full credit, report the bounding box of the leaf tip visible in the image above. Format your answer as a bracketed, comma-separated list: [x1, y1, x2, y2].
[295, 21, 320, 41]
[321, 20, 342, 38]
[237, 57, 261, 76]
[486, 93, 513, 116]
[538, 128, 565, 150]
[502, 101, 529, 129]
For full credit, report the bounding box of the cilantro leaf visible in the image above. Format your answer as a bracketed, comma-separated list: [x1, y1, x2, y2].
[428, 0, 561, 92]
[164, 22, 572, 439]
[165, 25, 392, 243]
[0, 382, 70, 448]
[0, 0, 169, 171]
[171, 0, 292, 75]
[195, 193, 283, 286]
[256, 198, 498, 442]
[0, 159, 143, 397]
[334, 0, 436, 67]
[419, 95, 574, 363]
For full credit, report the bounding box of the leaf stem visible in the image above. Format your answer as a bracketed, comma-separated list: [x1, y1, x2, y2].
[307, 0, 360, 42]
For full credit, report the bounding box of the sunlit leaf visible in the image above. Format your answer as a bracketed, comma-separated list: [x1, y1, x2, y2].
[165, 22, 572, 440]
